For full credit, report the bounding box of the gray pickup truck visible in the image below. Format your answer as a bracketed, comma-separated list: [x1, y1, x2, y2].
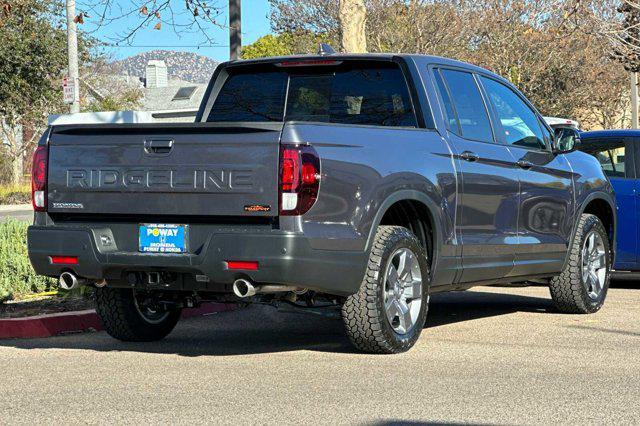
[28, 53, 616, 353]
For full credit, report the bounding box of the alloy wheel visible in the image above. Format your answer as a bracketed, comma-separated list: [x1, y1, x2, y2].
[581, 230, 607, 300]
[383, 248, 423, 335]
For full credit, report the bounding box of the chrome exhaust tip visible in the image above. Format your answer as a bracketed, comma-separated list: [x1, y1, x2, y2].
[232, 278, 256, 298]
[94, 279, 107, 288]
[232, 279, 305, 298]
[59, 272, 81, 290]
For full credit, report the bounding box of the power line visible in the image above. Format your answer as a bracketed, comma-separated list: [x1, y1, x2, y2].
[105, 45, 230, 48]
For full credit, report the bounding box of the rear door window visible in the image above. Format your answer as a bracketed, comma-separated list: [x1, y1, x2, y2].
[208, 63, 417, 127]
[433, 70, 459, 133]
[584, 140, 629, 178]
[437, 69, 494, 143]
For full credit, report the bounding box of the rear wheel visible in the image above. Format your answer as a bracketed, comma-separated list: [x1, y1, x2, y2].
[342, 226, 430, 354]
[95, 287, 182, 342]
[549, 213, 611, 314]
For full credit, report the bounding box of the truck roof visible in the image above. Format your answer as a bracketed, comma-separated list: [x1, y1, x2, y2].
[222, 53, 506, 83]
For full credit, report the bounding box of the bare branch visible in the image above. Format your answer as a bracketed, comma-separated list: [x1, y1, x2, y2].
[76, 0, 227, 45]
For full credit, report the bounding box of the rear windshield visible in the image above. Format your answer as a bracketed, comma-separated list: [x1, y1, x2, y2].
[207, 62, 417, 127]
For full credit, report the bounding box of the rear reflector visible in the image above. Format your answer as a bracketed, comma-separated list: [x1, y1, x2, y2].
[51, 256, 78, 265]
[226, 261, 259, 270]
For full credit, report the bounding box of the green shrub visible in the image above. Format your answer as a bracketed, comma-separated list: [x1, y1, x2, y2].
[0, 220, 55, 301]
[0, 183, 31, 205]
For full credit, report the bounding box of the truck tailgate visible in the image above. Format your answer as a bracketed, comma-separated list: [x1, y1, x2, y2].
[47, 123, 282, 217]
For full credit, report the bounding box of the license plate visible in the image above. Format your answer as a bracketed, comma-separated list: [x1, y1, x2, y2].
[139, 224, 187, 253]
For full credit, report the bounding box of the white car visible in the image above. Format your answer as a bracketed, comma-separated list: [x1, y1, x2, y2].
[544, 116, 580, 130]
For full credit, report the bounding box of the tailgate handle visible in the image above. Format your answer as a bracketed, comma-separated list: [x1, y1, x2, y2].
[144, 139, 174, 155]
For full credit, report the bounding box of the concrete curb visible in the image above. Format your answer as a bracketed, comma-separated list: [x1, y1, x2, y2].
[0, 303, 235, 339]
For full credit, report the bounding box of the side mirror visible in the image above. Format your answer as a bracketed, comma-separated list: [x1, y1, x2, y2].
[552, 128, 580, 154]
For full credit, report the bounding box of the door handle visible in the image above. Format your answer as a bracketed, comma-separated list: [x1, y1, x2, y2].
[144, 139, 174, 155]
[460, 151, 479, 162]
[516, 160, 533, 169]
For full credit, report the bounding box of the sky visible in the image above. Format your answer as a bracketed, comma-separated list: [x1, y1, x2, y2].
[84, 0, 273, 61]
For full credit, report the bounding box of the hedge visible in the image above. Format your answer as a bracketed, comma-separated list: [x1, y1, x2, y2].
[0, 220, 56, 302]
[0, 184, 31, 205]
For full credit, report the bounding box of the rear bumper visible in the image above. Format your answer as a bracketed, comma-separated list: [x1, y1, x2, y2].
[27, 225, 367, 296]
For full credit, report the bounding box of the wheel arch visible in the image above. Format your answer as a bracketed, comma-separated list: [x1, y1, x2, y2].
[566, 192, 616, 267]
[365, 190, 443, 270]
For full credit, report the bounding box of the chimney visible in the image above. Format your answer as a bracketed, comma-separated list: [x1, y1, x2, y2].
[145, 60, 168, 88]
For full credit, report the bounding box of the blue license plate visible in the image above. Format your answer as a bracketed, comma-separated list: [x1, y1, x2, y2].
[139, 224, 187, 253]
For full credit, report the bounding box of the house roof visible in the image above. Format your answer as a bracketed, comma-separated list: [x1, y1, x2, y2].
[140, 78, 207, 111]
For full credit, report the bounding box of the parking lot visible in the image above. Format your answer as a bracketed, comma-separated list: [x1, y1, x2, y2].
[0, 285, 638, 425]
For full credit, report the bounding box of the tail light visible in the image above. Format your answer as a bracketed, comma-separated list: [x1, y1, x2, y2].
[276, 60, 343, 67]
[279, 144, 320, 216]
[31, 146, 48, 212]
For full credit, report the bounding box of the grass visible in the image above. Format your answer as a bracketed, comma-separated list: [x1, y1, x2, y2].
[0, 220, 56, 302]
[0, 183, 30, 205]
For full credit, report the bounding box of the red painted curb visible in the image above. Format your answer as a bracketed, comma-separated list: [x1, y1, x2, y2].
[0, 303, 234, 339]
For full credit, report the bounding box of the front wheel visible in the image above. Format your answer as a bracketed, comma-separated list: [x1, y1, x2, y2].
[549, 213, 611, 314]
[95, 287, 182, 342]
[342, 226, 430, 354]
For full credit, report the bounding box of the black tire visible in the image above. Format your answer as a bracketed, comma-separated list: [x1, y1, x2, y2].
[342, 226, 430, 354]
[549, 213, 611, 314]
[95, 287, 181, 342]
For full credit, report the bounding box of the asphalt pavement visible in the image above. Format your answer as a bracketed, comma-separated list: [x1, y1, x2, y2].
[0, 204, 32, 223]
[0, 286, 638, 425]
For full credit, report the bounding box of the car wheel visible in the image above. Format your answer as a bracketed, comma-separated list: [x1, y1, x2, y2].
[342, 226, 430, 354]
[95, 287, 182, 342]
[549, 213, 611, 314]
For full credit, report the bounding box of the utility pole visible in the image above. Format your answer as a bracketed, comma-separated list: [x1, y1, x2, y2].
[66, 0, 80, 113]
[229, 0, 241, 60]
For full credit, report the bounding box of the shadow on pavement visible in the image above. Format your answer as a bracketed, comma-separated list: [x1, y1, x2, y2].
[0, 289, 552, 357]
[368, 421, 493, 426]
[610, 279, 640, 290]
[426, 287, 553, 328]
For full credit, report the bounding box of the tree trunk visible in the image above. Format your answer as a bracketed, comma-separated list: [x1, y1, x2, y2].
[11, 154, 22, 185]
[1, 122, 24, 185]
[339, 0, 367, 53]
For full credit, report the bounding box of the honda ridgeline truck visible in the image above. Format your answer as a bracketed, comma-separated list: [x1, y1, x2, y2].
[28, 53, 616, 353]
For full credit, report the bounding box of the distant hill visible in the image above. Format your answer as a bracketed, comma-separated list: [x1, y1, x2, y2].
[112, 50, 218, 84]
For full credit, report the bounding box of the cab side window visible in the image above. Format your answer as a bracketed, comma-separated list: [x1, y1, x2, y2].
[481, 76, 547, 150]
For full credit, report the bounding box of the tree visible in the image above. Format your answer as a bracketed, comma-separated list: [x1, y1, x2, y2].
[75, 0, 227, 46]
[339, 0, 367, 53]
[270, 0, 629, 130]
[82, 86, 143, 112]
[242, 32, 330, 59]
[79, 56, 144, 112]
[241, 34, 294, 59]
[599, 1, 640, 72]
[0, 0, 68, 183]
